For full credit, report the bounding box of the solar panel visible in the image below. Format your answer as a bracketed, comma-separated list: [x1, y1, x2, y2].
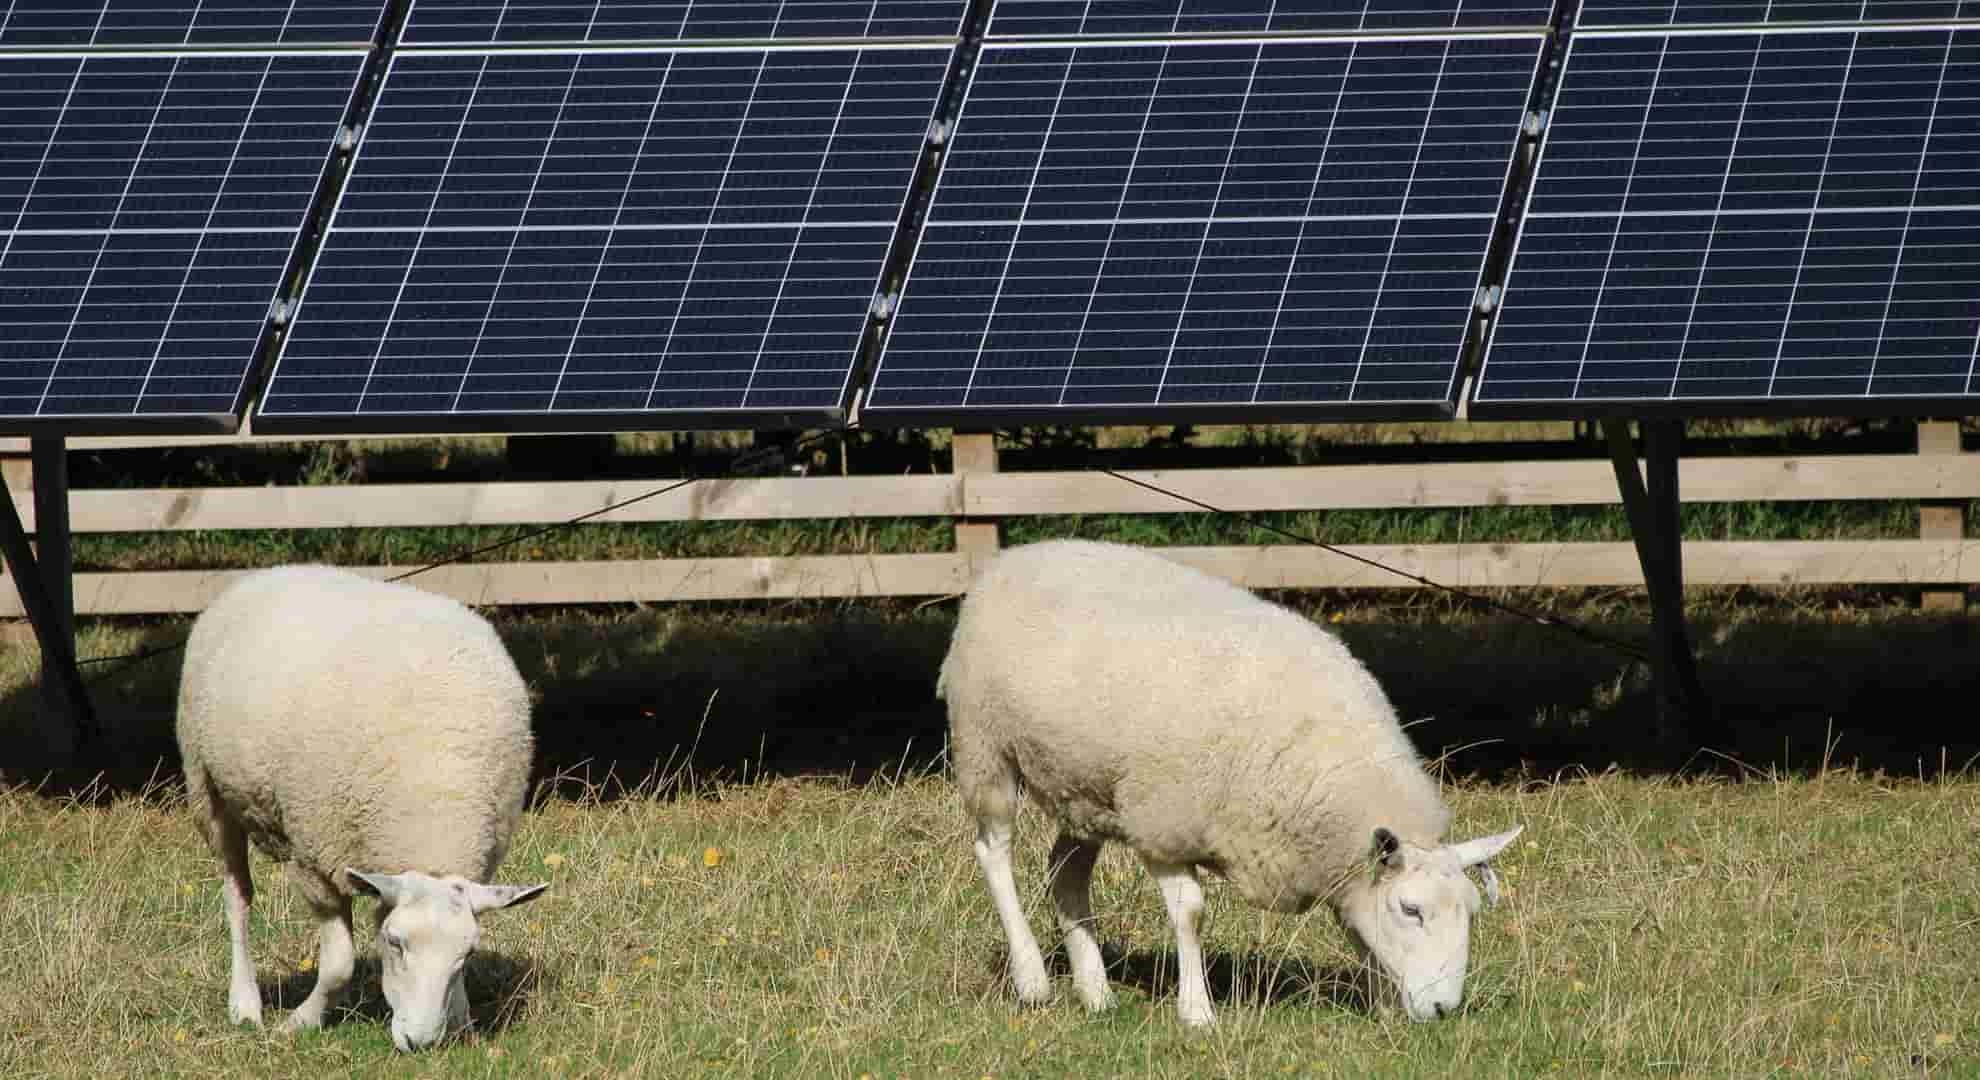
[861, 35, 1541, 425]
[0, 52, 361, 431]
[987, 0, 1556, 38]
[257, 46, 948, 433]
[399, 0, 970, 44]
[1575, 2, 1980, 30]
[0, 2, 386, 47]
[1474, 28, 1980, 417]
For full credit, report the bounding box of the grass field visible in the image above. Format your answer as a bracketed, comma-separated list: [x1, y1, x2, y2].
[5, 599, 1980, 1077]
[3, 757, 1975, 1078]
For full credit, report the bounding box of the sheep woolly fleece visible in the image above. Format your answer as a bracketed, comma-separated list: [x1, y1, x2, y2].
[176, 565, 534, 894]
[939, 538, 1451, 913]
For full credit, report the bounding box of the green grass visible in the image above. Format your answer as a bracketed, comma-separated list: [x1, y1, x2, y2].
[2, 766, 1975, 1078]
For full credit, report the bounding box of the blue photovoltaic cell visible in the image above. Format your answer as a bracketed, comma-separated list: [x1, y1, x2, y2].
[863, 36, 1539, 421]
[400, 0, 969, 43]
[1576, 2, 1980, 29]
[261, 47, 947, 428]
[0, 53, 360, 427]
[1476, 30, 1980, 415]
[986, 0, 1555, 38]
[0, 2, 385, 46]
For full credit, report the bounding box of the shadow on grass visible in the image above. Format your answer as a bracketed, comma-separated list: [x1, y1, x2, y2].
[6, 601, 1980, 802]
[990, 943, 1371, 1015]
[257, 948, 547, 1036]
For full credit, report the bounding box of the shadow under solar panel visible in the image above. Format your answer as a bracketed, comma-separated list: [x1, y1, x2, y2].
[1476, 27, 1980, 418]
[0, 52, 361, 432]
[259, 45, 949, 433]
[862, 34, 1541, 426]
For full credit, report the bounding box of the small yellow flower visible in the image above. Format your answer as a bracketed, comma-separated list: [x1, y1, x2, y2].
[600, 976, 620, 995]
[527, 919, 544, 935]
[299, 955, 315, 972]
[1329, 612, 1344, 623]
[542, 852, 566, 869]
[1570, 980, 1586, 993]
[172, 1029, 189, 1044]
[179, 883, 196, 898]
[1935, 1033, 1956, 1047]
[815, 947, 833, 963]
[703, 846, 724, 868]
[638, 954, 657, 969]
[1824, 1013, 1840, 1027]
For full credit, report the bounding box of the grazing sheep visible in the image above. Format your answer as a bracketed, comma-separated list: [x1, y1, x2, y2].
[938, 539, 1521, 1026]
[176, 565, 548, 1052]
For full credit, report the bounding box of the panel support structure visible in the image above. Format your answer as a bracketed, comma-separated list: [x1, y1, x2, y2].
[1917, 420, 1965, 613]
[1602, 420, 1727, 749]
[0, 438, 93, 767]
[952, 431, 1001, 575]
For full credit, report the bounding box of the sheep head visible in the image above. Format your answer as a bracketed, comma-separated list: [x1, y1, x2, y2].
[345, 869, 548, 1052]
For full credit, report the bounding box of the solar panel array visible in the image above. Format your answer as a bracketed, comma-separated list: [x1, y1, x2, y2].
[8, 0, 1980, 436]
[862, 35, 1542, 423]
[1475, 16, 1980, 417]
[259, 46, 949, 430]
[0, 49, 362, 428]
[0, 2, 386, 47]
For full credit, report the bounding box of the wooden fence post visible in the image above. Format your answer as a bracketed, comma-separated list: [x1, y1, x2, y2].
[1918, 419, 1965, 612]
[951, 431, 1000, 575]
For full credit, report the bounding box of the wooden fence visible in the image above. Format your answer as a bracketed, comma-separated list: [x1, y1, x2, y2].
[1, 425, 1975, 617]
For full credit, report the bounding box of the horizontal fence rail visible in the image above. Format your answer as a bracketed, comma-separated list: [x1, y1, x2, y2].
[1, 437, 1974, 616]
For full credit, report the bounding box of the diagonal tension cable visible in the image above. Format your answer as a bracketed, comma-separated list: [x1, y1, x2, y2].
[1098, 467, 1655, 665]
[75, 430, 844, 683]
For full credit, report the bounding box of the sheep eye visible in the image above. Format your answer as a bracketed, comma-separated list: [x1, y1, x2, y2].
[1400, 902, 1423, 922]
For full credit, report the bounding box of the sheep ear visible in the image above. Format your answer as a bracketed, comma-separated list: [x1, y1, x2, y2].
[1370, 827, 1403, 870]
[465, 881, 548, 915]
[1449, 825, 1523, 869]
[346, 869, 404, 905]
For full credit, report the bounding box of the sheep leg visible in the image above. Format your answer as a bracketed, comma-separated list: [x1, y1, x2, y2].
[1145, 859, 1215, 1027]
[196, 794, 262, 1028]
[1047, 832, 1113, 1011]
[284, 895, 355, 1032]
[973, 816, 1052, 1005]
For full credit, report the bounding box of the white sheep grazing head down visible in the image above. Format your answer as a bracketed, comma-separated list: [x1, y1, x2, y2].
[1338, 825, 1523, 1022]
[346, 870, 547, 1052]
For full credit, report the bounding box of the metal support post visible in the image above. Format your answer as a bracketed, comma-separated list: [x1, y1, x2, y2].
[1602, 419, 1728, 749]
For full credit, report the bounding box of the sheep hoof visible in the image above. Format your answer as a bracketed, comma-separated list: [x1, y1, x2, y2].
[282, 1008, 324, 1034]
[1177, 1004, 1216, 1029]
[228, 995, 263, 1028]
[1077, 988, 1116, 1012]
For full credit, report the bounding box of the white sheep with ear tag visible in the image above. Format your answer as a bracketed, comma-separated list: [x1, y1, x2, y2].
[175, 565, 550, 1051]
[938, 539, 1523, 1026]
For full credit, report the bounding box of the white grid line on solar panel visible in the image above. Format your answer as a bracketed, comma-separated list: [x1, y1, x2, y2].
[263, 46, 943, 419]
[133, 48, 280, 408]
[326, 48, 939, 233]
[927, 38, 1535, 227]
[644, 47, 766, 410]
[351, 52, 492, 416]
[1480, 26, 1979, 405]
[984, 0, 1554, 39]
[875, 218, 1492, 403]
[1863, 29, 1954, 393]
[451, 46, 585, 413]
[0, 2, 382, 47]
[1575, 1, 1980, 30]
[1348, 36, 1451, 401]
[0, 52, 361, 235]
[399, 0, 964, 44]
[541, 33, 677, 410]
[869, 34, 1534, 412]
